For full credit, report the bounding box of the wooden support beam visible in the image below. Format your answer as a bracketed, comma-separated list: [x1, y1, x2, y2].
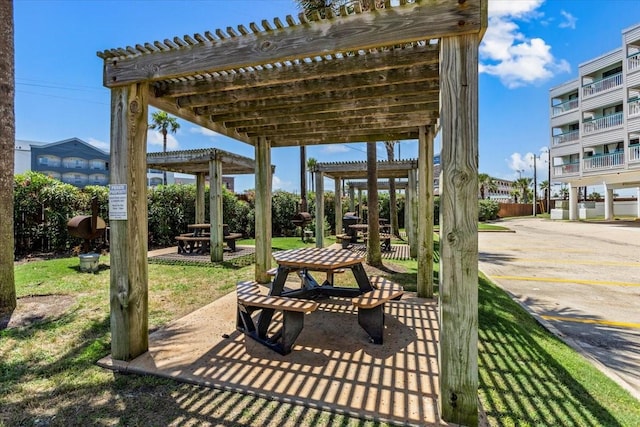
[408, 168, 418, 258]
[315, 171, 324, 248]
[438, 33, 479, 426]
[154, 44, 439, 98]
[255, 138, 272, 283]
[195, 172, 205, 224]
[349, 185, 355, 211]
[417, 125, 435, 298]
[209, 158, 224, 262]
[335, 177, 342, 236]
[109, 83, 149, 361]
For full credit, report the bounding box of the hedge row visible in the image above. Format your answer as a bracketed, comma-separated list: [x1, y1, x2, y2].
[13, 172, 497, 256]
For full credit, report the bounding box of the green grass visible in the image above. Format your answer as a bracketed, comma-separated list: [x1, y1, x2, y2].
[3, 247, 640, 426]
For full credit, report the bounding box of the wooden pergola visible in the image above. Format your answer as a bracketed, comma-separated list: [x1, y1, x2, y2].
[311, 159, 419, 253]
[98, 1, 486, 424]
[146, 148, 271, 261]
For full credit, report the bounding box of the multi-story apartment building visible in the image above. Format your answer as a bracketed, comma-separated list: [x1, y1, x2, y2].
[549, 22, 640, 220]
[30, 138, 110, 188]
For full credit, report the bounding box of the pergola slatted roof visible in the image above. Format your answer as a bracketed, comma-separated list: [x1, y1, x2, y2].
[313, 159, 417, 179]
[98, 0, 484, 147]
[146, 148, 268, 175]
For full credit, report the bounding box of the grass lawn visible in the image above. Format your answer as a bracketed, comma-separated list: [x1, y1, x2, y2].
[2, 240, 639, 426]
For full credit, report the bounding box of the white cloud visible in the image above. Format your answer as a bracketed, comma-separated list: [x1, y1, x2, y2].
[558, 10, 577, 29]
[272, 175, 294, 191]
[148, 130, 179, 151]
[190, 126, 220, 138]
[322, 144, 350, 154]
[86, 137, 109, 151]
[480, 0, 570, 88]
[508, 148, 550, 179]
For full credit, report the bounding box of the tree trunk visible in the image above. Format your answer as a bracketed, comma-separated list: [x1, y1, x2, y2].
[384, 141, 400, 238]
[0, 0, 16, 314]
[162, 130, 167, 185]
[366, 142, 382, 267]
[300, 146, 307, 212]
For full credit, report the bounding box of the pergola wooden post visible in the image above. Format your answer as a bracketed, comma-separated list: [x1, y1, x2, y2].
[349, 185, 355, 212]
[108, 83, 149, 361]
[418, 125, 435, 298]
[255, 138, 272, 283]
[209, 158, 224, 262]
[195, 172, 206, 224]
[315, 171, 324, 248]
[335, 177, 343, 236]
[438, 34, 480, 426]
[408, 169, 418, 258]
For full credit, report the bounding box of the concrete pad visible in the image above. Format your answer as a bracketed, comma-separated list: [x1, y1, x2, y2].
[98, 290, 442, 426]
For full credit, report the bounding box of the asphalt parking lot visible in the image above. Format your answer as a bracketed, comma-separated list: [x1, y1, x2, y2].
[478, 217, 640, 401]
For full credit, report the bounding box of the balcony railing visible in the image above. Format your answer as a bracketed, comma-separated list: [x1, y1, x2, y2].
[629, 99, 640, 117]
[629, 52, 640, 72]
[551, 98, 579, 117]
[554, 163, 579, 176]
[583, 152, 624, 171]
[583, 112, 624, 134]
[582, 73, 623, 98]
[552, 129, 579, 146]
[630, 145, 640, 162]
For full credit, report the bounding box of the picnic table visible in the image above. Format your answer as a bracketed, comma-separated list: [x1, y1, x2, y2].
[348, 224, 392, 252]
[236, 247, 403, 354]
[175, 223, 243, 253]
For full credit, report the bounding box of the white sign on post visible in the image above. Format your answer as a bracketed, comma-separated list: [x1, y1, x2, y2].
[109, 184, 128, 220]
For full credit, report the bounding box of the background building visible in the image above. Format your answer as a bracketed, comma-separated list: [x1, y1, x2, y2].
[549, 22, 640, 219]
[29, 138, 109, 188]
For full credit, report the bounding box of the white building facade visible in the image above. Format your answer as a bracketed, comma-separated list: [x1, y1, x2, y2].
[549, 22, 640, 220]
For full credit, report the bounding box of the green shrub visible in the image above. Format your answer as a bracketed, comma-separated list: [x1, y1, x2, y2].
[479, 199, 499, 221]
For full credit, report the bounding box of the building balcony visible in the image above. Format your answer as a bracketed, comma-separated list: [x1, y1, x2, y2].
[582, 112, 624, 134]
[583, 152, 624, 171]
[552, 129, 579, 146]
[630, 145, 640, 163]
[554, 163, 580, 177]
[629, 52, 640, 73]
[629, 98, 640, 117]
[582, 73, 623, 98]
[551, 99, 579, 117]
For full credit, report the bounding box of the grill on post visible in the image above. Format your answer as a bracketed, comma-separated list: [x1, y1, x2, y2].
[343, 212, 360, 243]
[67, 198, 107, 253]
[291, 212, 312, 241]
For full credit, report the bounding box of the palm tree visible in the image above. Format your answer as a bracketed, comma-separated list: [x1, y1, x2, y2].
[478, 173, 498, 200]
[510, 189, 521, 204]
[513, 177, 533, 203]
[307, 157, 318, 193]
[149, 111, 180, 185]
[0, 0, 16, 313]
[539, 179, 550, 212]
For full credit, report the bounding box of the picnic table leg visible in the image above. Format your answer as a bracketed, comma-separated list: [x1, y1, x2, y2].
[228, 239, 236, 251]
[351, 263, 374, 292]
[357, 305, 385, 344]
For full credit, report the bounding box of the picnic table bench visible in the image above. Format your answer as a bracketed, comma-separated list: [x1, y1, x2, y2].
[352, 275, 403, 343]
[236, 280, 318, 355]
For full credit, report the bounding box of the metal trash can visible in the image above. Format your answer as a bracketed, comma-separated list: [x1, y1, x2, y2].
[78, 252, 100, 273]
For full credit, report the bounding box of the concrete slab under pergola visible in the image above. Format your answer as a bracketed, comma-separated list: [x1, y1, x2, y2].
[98, 1, 487, 423]
[146, 148, 274, 261]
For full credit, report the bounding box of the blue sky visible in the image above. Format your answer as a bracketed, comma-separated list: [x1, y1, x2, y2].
[13, 0, 640, 193]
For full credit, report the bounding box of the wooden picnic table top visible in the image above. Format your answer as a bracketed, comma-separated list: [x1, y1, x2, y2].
[273, 247, 364, 270]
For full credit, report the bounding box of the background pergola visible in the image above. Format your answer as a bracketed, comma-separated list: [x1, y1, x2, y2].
[146, 148, 272, 261]
[98, 1, 486, 424]
[311, 159, 419, 253]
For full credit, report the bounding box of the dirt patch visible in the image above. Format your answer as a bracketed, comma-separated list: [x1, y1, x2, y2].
[0, 294, 75, 330]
